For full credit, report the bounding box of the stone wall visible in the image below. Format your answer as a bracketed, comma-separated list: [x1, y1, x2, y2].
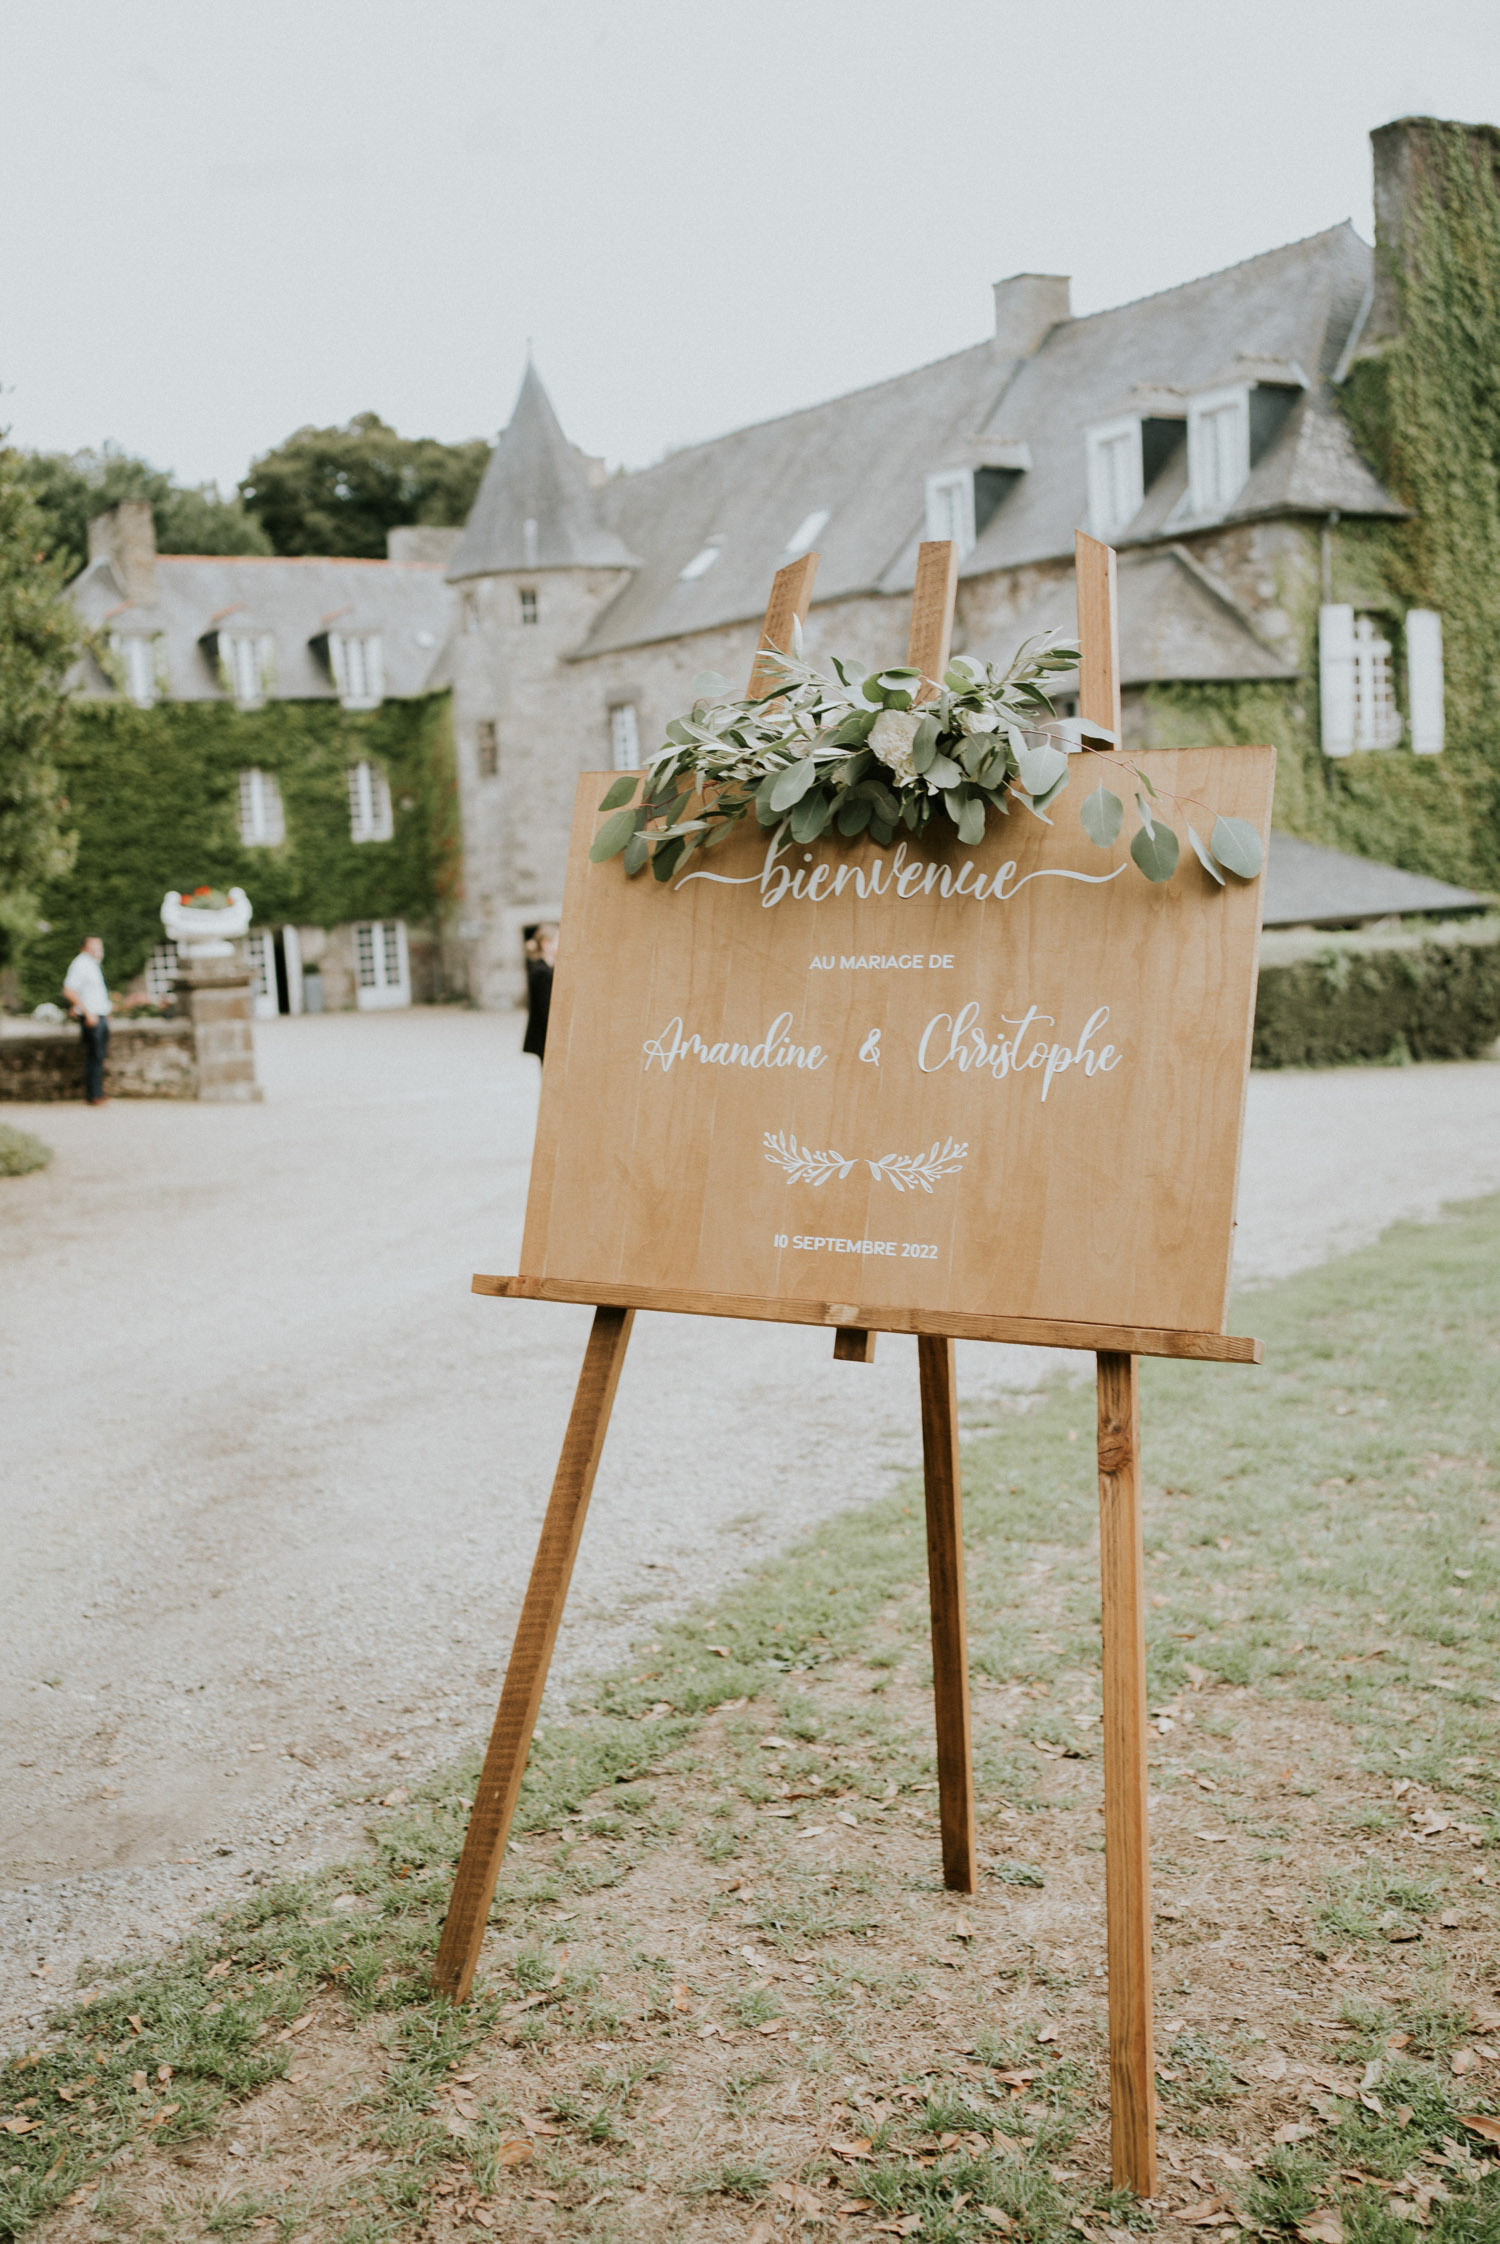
[0, 1019, 197, 1101]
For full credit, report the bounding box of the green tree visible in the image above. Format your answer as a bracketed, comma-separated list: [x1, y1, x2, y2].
[0, 446, 80, 960]
[238, 412, 489, 557]
[15, 443, 271, 578]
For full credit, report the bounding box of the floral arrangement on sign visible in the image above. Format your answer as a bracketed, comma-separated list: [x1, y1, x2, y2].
[589, 632, 1264, 889]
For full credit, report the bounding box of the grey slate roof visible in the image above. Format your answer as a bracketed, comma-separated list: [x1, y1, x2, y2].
[68, 553, 453, 702]
[530, 223, 1397, 661]
[446, 363, 639, 580]
[1261, 833, 1487, 927]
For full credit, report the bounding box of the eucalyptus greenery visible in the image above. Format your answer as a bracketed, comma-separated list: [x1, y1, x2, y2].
[590, 630, 1264, 890]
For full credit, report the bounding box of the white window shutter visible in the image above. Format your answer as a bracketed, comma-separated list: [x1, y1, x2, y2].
[1406, 610, 1445, 754]
[1319, 605, 1356, 757]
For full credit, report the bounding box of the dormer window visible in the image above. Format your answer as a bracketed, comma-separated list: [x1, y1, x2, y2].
[924, 471, 975, 559]
[784, 508, 830, 557]
[1186, 386, 1251, 517]
[519, 587, 539, 625]
[110, 632, 160, 708]
[220, 631, 271, 709]
[329, 632, 384, 710]
[1085, 419, 1144, 541]
[348, 759, 394, 843]
[679, 539, 723, 582]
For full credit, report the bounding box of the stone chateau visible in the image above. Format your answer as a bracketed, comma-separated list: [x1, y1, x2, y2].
[70, 117, 1490, 1012]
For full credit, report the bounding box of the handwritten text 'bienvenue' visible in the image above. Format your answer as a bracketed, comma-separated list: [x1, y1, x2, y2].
[678, 832, 1125, 910]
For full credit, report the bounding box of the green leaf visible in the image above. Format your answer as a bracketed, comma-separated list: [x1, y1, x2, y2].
[1014, 741, 1068, 797]
[769, 757, 820, 813]
[651, 836, 685, 882]
[924, 752, 963, 788]
[623, 832, 649, 876]
[956, 795, 987, 846]
[692, 669, 729, 699]
[598, 773, 641, 812]
[911, 713, 941, 772]
[837, 793, 873, 836]
[869, 818, 894, 846]
[945, 656, 985, 690]
[704, 816, 739, 849]
[790, 788, 832, 843]
[589, 806, 642, 863]
[664, 718, 695, 747]
[1135, 766, 1159, 800]
[1130, 820, 1180, 883]
[1187, 823, 1226, 886]
[1210, 814, 1265, 880]
[1080, 782, 1124, 847]
[1134, 790, 1155, 839]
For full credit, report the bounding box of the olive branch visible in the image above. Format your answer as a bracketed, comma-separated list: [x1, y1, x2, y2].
[865, 1139, 969, 1193]
[762, 1131, 856, 1186]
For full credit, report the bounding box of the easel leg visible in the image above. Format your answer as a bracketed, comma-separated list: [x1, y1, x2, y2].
[917, 1334, 977, 1893]
[1096, 1350, 1158, 2193]
[434, 1305, 635, 2001]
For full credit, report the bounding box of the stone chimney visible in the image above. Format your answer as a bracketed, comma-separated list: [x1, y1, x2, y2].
[992, 273, 1071, 359]
[387, 524, 464, 567]
[1365, 116, 1500, 352]
[88, 499, 157, 604]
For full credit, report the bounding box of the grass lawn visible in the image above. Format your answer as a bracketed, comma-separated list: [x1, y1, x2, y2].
[4, 1197, 1500, 2244]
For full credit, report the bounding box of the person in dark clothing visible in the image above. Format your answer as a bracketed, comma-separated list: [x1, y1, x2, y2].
[523, 922, 558, 1063]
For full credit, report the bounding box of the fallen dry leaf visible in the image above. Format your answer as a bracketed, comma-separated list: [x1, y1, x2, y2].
[831, 2135, 874, 2159]
[1297, 2217, 1344, 2244]
[517, 2112, 561, 2135]
[0, 2118, 41, 2135]
[495, 2139, 533, 2167]
[1461, 2117, 1500, 2148]
[276, 2012, 315, 2041]
[1452, 2051, 1478, 2076]
[981, 2212, 1015, 2233]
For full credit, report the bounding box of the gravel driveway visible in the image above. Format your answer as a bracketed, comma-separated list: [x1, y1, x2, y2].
[4, 1010, 1498, 2044]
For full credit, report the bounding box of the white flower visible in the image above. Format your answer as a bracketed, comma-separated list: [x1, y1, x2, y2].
[955, 705, 1000, 734]
[869, 707, 921, 784]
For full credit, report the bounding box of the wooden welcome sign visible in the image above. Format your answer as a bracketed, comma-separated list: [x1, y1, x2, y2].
[436, 534, 1273, 2192]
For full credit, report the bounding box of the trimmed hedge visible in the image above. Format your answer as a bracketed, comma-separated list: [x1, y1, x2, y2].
[0, 1121, 53, 1175]
[1253, 920, 1500, 1068]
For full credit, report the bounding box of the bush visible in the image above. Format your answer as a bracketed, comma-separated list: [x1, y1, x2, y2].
[0, 1122, 52, 1175]
[1253, 920, 1500, 1067]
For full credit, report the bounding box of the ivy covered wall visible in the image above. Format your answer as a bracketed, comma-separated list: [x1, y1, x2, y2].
[20, 692, 459, 1007]
[1137, 121, 1500, 899]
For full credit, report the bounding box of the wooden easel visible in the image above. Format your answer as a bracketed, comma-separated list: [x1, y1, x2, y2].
[434, 534, 1261, 2195]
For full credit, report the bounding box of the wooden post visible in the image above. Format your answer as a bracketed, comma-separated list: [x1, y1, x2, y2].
[1097, 1350, 1157, 2193]
[1075, 530, 1122, 744]
[434, 1305, 634, 2002]
[746, 552, 820, 702]
[909, 539, 959, 696]
[917, 1332, 977, 1893]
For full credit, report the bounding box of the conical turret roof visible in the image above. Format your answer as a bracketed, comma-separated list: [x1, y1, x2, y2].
[446, 363, 638, 580]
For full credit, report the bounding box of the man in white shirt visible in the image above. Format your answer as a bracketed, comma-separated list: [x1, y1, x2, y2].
[63, 934, 112, 1105]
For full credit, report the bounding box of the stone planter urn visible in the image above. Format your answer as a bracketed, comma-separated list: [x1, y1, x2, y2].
[162, 887, 261, 1102]
[161, 885, 253, 960]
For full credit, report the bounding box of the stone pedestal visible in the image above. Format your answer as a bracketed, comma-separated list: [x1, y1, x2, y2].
[175, 959, 261, 1103]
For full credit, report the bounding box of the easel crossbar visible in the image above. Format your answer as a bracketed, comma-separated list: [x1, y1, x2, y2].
[471, 1273, 1262, 1365]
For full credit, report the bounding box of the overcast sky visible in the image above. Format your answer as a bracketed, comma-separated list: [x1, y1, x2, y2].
[3, 0, 1497, 495]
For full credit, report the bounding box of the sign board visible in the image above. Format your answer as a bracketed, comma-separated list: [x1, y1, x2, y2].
[523, 744, 1275, 1341]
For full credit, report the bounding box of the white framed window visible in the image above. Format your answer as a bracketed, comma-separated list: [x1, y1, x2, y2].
[519, 587, 539, 624]
[1186, 385, 1251, 517]
[142, 941, 178, 1003]
[609, 702, 641, 771]
[1407, 610, 1445, 754]
[924, 470, 976, 558]
[329, 632, 385, 709]
[784, 507, 830, 556]
[347, 759, 394, 843]
[1319, 606, 1403, 755]
[221, 631, 272, 708]
[476, 719, 499, 777]
[353, 918, 410, 1010]
[245, 928, 278, 1020]
[237, 766, 285, 846]
[109, 632, 161, 708]
[1085, 418, 1144, 541]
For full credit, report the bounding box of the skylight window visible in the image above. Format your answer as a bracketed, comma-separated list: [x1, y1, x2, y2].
[679, 539, 723, 582]
[784, 508, 830, 556]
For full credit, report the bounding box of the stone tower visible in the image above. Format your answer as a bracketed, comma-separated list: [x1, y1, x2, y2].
[445, 364, 638, 1008]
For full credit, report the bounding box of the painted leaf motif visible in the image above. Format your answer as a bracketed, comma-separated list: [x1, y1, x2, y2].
[1187, 823, 1226, 885]
[1130, 820, 1180, 883]
[1079, 782, 1123, 847]
[1210, 814, 1265, 879]
[589, 806, 641, 863]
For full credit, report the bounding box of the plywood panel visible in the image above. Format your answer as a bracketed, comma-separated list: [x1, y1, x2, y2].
[522, 745, 1273, 1338]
